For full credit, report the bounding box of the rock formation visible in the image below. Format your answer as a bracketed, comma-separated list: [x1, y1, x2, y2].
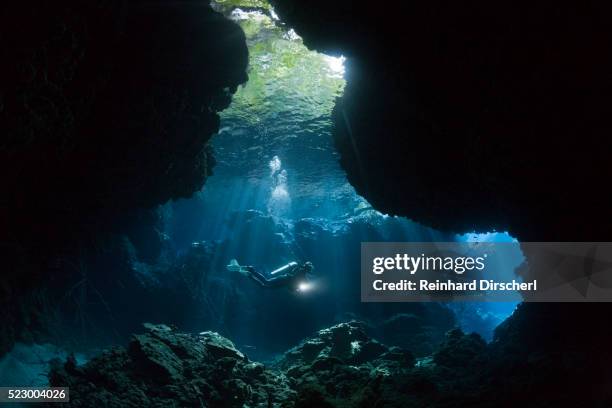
[269, 1, 612, 241]
[0, 0, 248, 355]
[49, 319, 612, 406]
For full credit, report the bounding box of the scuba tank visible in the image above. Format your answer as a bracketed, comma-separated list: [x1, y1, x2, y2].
[270, 261, 298, 275]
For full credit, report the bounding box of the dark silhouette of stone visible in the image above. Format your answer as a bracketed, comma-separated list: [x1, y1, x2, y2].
[1, 1, 248, 250]
[270, 0, 612, 241]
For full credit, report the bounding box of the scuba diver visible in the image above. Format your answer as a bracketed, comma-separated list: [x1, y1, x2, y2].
[227, 259, 314, 292]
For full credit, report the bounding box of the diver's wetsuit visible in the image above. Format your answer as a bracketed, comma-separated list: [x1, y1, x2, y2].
[245, 264, 308, 289]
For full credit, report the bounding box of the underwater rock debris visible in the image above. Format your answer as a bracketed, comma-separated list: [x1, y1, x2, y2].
[47, 322, 421, 407]
[49, 324, 296, 407]
[48, 319, 612, 407]
[276, 321, 415, 370]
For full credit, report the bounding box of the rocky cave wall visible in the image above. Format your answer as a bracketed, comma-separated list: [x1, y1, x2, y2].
[269, 0, 612, 242]
[0, 0, 248, 355]
[1, 0, 248, 249]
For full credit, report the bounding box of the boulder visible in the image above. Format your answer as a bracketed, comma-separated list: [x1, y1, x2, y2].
[433, 328, 487, 368]
[128, 334, 183, 383]
[199, 331, 246, 361]
[49, 324, 294, 407]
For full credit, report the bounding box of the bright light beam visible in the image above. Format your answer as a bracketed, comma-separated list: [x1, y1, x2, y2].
[297, 282, 312, 292]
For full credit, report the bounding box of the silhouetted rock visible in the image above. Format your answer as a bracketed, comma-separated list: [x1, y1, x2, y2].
[0, 0, 248, 355]
[480, 303, 612, 406]
[1, 1, 248, 249]
[433, 328, 487, 369]
[270, 0, 612, 241]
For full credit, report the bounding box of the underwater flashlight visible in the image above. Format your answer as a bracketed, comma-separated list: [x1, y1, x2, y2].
[297, 282, 312, 292]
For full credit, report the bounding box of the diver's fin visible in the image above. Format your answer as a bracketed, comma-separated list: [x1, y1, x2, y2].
[226, 259, 242, 272]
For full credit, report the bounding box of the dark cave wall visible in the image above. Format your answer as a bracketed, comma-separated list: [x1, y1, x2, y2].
[270, 0, 612, 242]
[1, 0, 248, 249]
[0, 0, 248, 354]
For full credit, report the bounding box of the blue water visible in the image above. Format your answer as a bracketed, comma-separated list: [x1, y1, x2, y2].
[161, 5, 522, 356]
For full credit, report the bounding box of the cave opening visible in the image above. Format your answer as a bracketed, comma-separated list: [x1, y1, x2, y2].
[156, 0, 521, 358]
